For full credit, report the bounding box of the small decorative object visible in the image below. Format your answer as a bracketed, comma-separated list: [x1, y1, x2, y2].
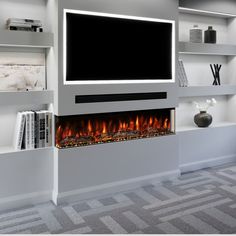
[193, 98, 217, 128]
[210, 64, 222, 85]
[190, 25, 202, 43]
[204, 26, 217, 43]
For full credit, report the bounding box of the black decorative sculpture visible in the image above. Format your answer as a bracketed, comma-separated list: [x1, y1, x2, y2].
[210, 64, 222, 85]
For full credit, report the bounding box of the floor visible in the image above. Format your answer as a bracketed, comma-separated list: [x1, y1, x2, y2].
[1, 163, 236, 234]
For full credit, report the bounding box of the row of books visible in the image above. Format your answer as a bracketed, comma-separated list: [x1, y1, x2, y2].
[177, 60, 189, 87]
[6, 18, 43, 32]
[14, 110, 52, 150]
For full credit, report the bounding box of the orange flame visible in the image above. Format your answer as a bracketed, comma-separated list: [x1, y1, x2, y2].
[163, 118, 169, 129]
[102, 121, 107, 134]
[88, 120, 92, 133]
[149, 117, 153, 126]
[136, 116, 139, 130]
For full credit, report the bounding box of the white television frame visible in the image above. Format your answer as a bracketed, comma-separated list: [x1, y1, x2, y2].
[63, 9, 175, 85]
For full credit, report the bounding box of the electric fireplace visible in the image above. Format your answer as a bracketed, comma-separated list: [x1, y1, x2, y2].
[55, 108, 175, 149]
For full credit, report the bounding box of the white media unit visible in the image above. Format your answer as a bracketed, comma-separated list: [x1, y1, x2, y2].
[0, 0, 236, 209]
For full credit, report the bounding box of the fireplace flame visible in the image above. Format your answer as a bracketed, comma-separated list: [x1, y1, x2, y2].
[88, 120, 92, 133]
[102, 121, 107, 134]
[164, 118, 168, 129]
[149, 117, 153, 126]
[56, 111, 173, 148]
[136, 116, 139, 130]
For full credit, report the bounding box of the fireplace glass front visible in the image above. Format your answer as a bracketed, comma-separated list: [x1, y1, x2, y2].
[55, 108, 175, 149]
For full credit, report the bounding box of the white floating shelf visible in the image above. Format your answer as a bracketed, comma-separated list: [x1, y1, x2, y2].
[0, 146, 53, 155]
[179, 42, 236, 56]
[0, 90, 54, 106]
[179, 7, 236, 19]
[179, 85, 236, 98]
[0, 30, 53, 48]
[177, 121, 236, 133]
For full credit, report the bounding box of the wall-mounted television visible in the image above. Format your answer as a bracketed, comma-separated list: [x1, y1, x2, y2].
[63, 9, 175, 84]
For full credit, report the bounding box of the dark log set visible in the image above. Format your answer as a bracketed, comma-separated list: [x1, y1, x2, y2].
[55, 109, 175, 148]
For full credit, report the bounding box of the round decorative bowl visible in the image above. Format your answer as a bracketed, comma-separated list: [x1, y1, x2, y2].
[194, 111, 212, 128]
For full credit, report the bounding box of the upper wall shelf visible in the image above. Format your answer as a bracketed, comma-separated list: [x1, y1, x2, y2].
[178, 7, 236, 19]
[179, 85, 236, 98]
[179, 41, 236, 56]
[0, 30, 53, 48]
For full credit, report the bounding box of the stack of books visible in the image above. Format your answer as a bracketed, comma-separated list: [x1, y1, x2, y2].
[14, 110, 52, 150]
[177, 59, 189, 87]
[6, 18, 43, 32]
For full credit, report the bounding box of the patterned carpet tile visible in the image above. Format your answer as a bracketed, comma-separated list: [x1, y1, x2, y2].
[0, 162, 236, 234]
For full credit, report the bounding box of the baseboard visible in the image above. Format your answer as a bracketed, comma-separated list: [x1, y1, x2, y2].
[0, 191, 52, 211]
[180, 154, 236, 173]
[53, 169, 180, 205]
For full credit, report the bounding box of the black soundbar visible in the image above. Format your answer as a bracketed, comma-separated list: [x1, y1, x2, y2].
[75, 92, 167, 104]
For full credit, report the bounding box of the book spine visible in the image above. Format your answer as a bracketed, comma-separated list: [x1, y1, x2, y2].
[14, 112, 26, 150]
[8, 26, 34, 31]
[18, 113, 26, 150]
[30, 112, 35, 149]
[7, 23, 32, 28]
[7, 18, 42, 25]
[25, 112, 31, 150]
[45, 113, 49, 147]
[177, 60, 183, 87]
[178, 60, 185, 87]
[21, 122, 26, 150]
[48, 112, 52, 147]
[45, 112, 53, 147]
[180, 60, 189, 87]
[33, 112, 38, 149]
[38, 112, 46, 148]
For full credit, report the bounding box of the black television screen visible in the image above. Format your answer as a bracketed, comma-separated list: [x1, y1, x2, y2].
[64, 10, 174, 83]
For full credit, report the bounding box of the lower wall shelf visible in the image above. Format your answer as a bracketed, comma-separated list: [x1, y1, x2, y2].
[0, 146, 53, 155]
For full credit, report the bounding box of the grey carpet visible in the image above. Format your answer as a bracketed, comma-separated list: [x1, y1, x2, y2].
[1, 163, 236, 234]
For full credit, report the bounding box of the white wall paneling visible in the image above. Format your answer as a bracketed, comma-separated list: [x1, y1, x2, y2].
[179, 125, 236, 172]
[0, 147, 53, 210]
[54, 135, 179, 204]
